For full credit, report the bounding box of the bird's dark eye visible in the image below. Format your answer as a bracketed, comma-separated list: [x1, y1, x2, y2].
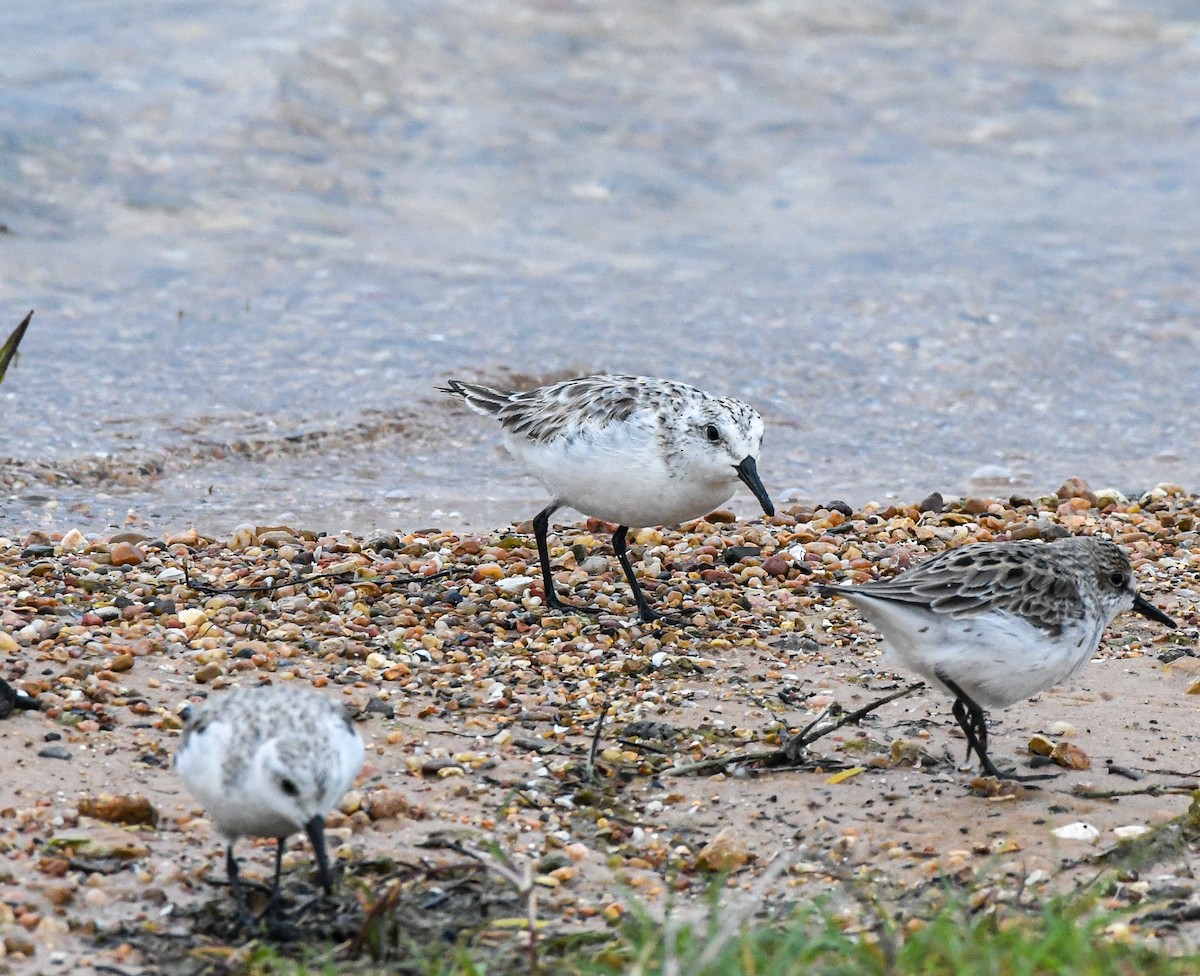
[705, 424, 720, 442]
[1109, 571, 1125, 587]
[279, 777, 299, 797]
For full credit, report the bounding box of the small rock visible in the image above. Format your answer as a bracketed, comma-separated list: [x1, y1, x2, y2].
[108, 654, 135, 673]
[722, 546, 761, 565]
[177, 607, 207, 627]
[365, 697, 395, 718]
[60, 528, 87, 552]
[890, 739, 923, 765]
[194, 662, 223, 683]
[109, 542, 144, 566]
[149, 599, 177, 616]
[38, 746, 70, 761]
[365, 789, 411, 821]
[1050, 742, 1091, 770]
[825, 500, 854, 517]
[918, 492, 944, 514]
[495, 575, 535, 594]
[78, 794, 158, 827]
[704, 510, 737, 524]
[108, 532, 151, 544]
[762, 555, 791, 577]
[1056, 477, 1095, 502]
[1027, 735, 1055, 757]
[164, 528, 201, 547]
[580, 556, 610, 575]
[693, 827, 753, 873]
[1052, 822, 1099, 844]
[1113, 824, 1151, 841]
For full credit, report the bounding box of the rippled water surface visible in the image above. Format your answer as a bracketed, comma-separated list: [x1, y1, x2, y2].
[1, 1, 1198, 535]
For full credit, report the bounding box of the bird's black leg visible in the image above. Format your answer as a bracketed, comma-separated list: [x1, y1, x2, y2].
[225, 842, 257, 931]
[532, 503, 603, 616]
[611, 526, 683, 624]
[304, 814, 334, 896]
[942, 679, 1055, 782]
[260, 836, 286, 925]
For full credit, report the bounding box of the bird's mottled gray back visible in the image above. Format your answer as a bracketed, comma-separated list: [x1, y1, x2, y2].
[826, 537, 1127, 636]
[177, 684, 355, 791]
[442, 374, 759, 446]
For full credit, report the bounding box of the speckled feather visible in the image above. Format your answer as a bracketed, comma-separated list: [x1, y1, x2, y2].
[821, 537, 1135, 637]
[174, 684, 362, 841]
[440, 374, 761, 447]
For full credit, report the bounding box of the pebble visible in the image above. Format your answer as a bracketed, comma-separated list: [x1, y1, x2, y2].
[109, 542, 144, 566]
[38, 746, 70, 761]
[1051, 822, 1100, 844]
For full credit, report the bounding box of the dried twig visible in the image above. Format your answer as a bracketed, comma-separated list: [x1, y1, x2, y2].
[585, 692, 613, 783]
[1072, 783, 1199, 800]
[432, 837, 541, 976]
[663, 682, 924, 778]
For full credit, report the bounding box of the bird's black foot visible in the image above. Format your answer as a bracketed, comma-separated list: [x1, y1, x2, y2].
[539, 590, 608, 617]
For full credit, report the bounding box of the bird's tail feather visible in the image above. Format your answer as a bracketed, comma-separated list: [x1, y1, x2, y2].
[438, 379, 512, 416]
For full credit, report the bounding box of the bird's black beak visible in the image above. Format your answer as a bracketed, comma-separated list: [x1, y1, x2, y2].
[1132, 593, 1176, 628]
[304, 814, 334, 894]
[734, 456, 774, 517]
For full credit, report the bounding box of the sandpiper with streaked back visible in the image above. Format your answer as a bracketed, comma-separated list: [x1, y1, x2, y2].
[820, 536, 1175, 779]
[441, 373, 774, 623]
[174, 684, 365, 928]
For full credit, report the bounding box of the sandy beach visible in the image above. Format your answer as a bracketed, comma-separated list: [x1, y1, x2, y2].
[1, 482, 1198, 972]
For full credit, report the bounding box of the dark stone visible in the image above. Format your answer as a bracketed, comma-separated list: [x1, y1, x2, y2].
[38, 746, 71, 760]
[21, 545, 54, 558]
[722, 546, 762, 565]
[149, 599, 177, 616]
[825, 499, 854, 517]
[365, 696, 395, 719]
[918, 491, 945, 514]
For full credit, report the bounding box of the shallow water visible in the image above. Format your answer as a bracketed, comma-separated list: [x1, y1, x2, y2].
[1, 1, 1198, 537]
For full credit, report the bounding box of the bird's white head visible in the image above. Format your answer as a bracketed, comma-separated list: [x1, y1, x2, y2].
[253, 743, 334, 833]
[1085, 537, 1176, 628]
[670, 395, 773, 516]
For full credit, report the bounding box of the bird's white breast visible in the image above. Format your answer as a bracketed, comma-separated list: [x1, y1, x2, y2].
[504, 417, 738, 527]
[848, 597, 1106, 709]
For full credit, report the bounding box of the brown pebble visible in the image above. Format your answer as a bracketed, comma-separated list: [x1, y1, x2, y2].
[365, 788, 411, 821]
[109, 542, 144, 566]
[109, 654, 135, 673]
[762, 555, 791, 577]
[194, 662, 223, 683]
[693, 827, 753, 872]
[1050, 741, 1091, 770]
[78, 794, 159, 827]
[1056, 476, 1096, 503]
[164, 528, 201, 547]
